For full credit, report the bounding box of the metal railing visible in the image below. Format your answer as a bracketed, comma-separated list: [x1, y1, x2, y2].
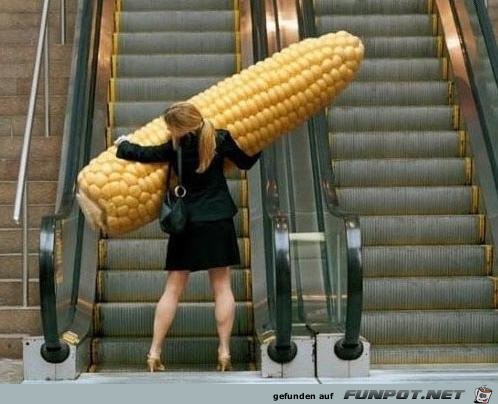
[251, 0, 297, 364]
[12, 1, 67, 307]
[296, 0, 364, 360]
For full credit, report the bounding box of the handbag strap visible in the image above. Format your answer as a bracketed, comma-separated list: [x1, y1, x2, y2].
[177, 144, 182, 185]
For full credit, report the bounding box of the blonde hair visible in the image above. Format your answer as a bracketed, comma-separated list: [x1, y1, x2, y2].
[163, 101, 216, 174]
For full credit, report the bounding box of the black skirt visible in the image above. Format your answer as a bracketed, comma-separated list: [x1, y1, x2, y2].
[164, 217, 241, 272]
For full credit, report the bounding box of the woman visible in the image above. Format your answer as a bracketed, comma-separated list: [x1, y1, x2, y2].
[114, 101, 261, 372]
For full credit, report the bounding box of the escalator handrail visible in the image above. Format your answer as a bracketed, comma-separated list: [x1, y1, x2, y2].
[296, 0, 364, 360]
[250, 0, 297, 364]
[38, 0, 100, 363]
[474, 0, 498, 84]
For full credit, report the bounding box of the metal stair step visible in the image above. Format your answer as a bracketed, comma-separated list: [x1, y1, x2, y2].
[363, 245, 490, 277]
[113, 54, 238, 78]
[359, 215, 484, 245]
[113, 77, 223, 101]
[352, 37, 439, 58]
[109, 101, 187, 126]
[314, 0, 428, 15]
[117, 11, 236, 33]
[336, 186, 477, 215]
[102, 237, 250, 270]
[329, 131, 463, 159]
[97, 269, 251, 303]
[94, 302, 253, 337]
[362, 310, 498, 344]
[316, 15, 434, 37]
[332, 158, 470, 187]
[327, 106, 454, 131]
[115, 32, 236, 55]
[119, 0, 235, 11]
[371, 344, 498, 364]
[92, 336, 254, 365]
[364, 277, 494, 310]
[356, 59, 444, 81]
[335, 82, 449, 106]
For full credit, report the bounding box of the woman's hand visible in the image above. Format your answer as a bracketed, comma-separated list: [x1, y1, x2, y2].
[114, 134, 131, 146]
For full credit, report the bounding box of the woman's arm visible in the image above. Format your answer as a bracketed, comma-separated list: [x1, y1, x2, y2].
[116, 139, 175, 163]
[219, 130, 261, 170]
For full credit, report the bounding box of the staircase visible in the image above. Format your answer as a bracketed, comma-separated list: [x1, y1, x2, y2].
[0, 0, 74, 359]
[314, 0, 498, 364]
[90, 0, 256, 372]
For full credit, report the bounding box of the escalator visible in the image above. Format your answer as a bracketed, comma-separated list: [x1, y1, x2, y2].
[90, 0, 255, 371]
[305, 0, 498, 365]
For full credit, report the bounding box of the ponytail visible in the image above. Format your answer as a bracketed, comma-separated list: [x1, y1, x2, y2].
[196, 118, 216, 173]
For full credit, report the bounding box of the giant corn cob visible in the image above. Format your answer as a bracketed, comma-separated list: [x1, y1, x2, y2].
[77, 31, 364, 235]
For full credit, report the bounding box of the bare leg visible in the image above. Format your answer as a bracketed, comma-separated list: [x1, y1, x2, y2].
[148, 270, 190, 358]
[208, 266, 235, 358]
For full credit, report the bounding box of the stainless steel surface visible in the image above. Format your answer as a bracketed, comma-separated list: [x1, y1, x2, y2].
[61, 0, 66, 45]
[22, 182, 28, 307]
[13, 0, 51, 307]
[44, 25, 50, 138]
[436, 0, 498, 275]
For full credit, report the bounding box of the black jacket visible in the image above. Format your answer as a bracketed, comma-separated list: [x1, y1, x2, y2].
[116, 129, 261, 221]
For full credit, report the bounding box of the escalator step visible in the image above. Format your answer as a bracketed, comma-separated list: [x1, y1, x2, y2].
[119, 0, 235, 11]
[94, 302, 253, 337]
[364, 277, 494, 310]
[332, 158, 470, 187]
[92, 336, 255, 365]
[114, 54, 238, 78]
[336, 186, 476, 215]
[116, 208, 248, 239]
[115, 32, 236, 54]
[327, 106, 454, 131]
[371, 344, 498, 364]
[329, 131, 462, 159]
[118, 11, 236, 33]
[356, 59, 443, 81]
[102, 237, 251, 270]
[362, 310, 498, 344]
[363, 245, 489, 277]
[316, 15, 433, 37]
[360, 215, 483, 246]
[361, 37, 439, 58]
[97, 268, 251, 303]
[335, 82, 448, 106]
[113, 77, 223, 101]
[314, 0, 428, 15]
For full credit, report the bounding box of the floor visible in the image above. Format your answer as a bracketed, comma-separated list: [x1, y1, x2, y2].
[0, 359, 22, 384]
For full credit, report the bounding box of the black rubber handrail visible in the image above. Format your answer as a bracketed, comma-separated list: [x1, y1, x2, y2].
[250, 0, 297, 364]
[474, 0, 498, 84]
[39, 0, 101, 363]
[296, 0, 364, 361]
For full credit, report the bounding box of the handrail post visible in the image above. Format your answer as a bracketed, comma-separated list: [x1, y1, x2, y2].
[60, 0, 66, 45]
[22, 182, 28, 307]
[13, 0, 51, 314]
[44, 24, 50, 138]
[13, 0, 50, 222]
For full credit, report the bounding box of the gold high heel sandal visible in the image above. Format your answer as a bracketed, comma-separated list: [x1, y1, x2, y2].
[146, 353, 166, 372]
[217, 355, 232, 372]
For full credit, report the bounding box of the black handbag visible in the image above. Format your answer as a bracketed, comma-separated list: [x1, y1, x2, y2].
[159, 145, 188, 234]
